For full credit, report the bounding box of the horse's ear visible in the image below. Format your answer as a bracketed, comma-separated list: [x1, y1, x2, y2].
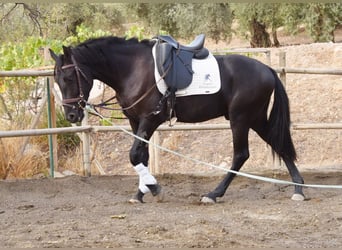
[49, 48, 58, 62]
[62, 45, 72, 59]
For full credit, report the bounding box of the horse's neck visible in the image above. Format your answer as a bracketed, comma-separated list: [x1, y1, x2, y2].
[87, 44, 153, 94]
[83, 54, 119, 89]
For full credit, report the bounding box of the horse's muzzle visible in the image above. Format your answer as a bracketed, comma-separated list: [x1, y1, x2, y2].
[65, 109, 84, 123]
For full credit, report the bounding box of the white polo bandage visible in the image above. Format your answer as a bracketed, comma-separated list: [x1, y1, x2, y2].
[134, 163, 157, 194]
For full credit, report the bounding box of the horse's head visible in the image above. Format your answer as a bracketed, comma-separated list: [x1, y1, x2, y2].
[49, 46, 92, 123]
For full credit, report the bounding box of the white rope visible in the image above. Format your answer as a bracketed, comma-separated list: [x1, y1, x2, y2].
[87, 106, 342, 190]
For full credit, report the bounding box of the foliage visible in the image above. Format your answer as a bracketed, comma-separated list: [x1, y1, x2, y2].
[0, 24, 115, 125]
[0, 36, 62, 125]
[279, 3, 306, 35]
[55, 108, 81, 153]
[232, 3, 342, 46]
[175, 3, 232, 43]
[206, 3, 233, 43]
[48, 3, 123, 40]
[0, 37, 61, 71]
[0, 3, 124, 43]
[124, 25, 147, 41]
[304, 3, 342, 42]
[63, 24, 112, 46]
[0, 137, 48, 179]
[128, 3, 233, 43]
[1, 3, 341, 47]
[232, 3, 284, 47]
[0, 3, 42, 43]
[29, 107, 81, 171]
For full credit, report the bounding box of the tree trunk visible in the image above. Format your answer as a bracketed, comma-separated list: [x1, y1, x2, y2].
[0, 94, 12, 121]
[272, 26, 280, 47]
[249, 18, 272, 48]
[67, 18, 84, 36]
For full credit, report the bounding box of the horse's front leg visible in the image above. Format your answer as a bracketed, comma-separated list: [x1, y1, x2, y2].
[128, 122, 163, 203]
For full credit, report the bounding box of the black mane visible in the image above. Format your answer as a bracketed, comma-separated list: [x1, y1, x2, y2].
[71, 36, 154, 65]
[75, 36, 153, 49]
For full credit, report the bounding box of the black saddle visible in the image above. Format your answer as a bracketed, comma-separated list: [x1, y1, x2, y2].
[153, 34, 209, 122]
[155, 34, 209, 91]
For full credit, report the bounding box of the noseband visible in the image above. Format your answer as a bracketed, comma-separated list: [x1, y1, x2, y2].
[60, 55, 89, 110]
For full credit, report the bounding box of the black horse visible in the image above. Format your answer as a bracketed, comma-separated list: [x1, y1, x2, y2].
[49, 36, 305, 203]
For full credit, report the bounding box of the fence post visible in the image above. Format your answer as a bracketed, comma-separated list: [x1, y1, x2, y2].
[279, 51, 286, 86]
[82, 109, 91, 177]
[46, 78, 57, 177]
[149, 131, 160, 175]
[265, 50, 271, 66]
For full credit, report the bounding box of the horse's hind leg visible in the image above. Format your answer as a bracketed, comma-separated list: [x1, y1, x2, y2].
[253, 124, 305, 201]
[282, 157, 305, 200]
[202, 121, 250, 203]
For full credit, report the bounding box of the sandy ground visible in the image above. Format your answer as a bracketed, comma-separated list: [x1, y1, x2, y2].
[1, 172, 342, 248]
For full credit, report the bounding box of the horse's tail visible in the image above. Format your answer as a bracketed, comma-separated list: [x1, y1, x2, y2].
[267, 67, 297, 162]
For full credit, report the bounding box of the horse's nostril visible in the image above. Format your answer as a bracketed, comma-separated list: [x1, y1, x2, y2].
[67, 113, 77, 123]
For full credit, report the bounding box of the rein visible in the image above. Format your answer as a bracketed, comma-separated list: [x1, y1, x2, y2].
[90, 83, 156, 112]
[90, 64, 171, 114]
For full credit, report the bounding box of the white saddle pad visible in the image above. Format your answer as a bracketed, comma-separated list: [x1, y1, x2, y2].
[152, 44, 221, 97]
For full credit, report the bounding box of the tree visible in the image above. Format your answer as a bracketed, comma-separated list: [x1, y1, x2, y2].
[127, 3, 233, 42]
[0, 3, 124, 43]
[0, 3, 43, 43]
[232, 3, 283, 47]
[304, 3, 342, 42]
[176, 3, 232, 43]
[127, 3, 180, 36]
[42, 3, 124, 40]
[233, 3, 341, 47]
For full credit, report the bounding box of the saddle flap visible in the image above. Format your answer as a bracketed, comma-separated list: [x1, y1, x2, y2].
[165, 50, 193, 90]
[154, 34, 210, 91]
[156, 42, 173, 76]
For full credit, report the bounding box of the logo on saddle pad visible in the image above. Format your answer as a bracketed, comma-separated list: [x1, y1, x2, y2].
[152, 44, 221, 97]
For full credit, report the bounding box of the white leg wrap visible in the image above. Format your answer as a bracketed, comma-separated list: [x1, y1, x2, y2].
[134, 163, 157, 194]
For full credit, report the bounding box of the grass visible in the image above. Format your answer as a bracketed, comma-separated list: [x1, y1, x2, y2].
[0, 107, 83, 179]
[0, 137, 48, 179]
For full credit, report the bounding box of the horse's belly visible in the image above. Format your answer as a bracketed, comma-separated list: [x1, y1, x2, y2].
[175, 95, 227, 123]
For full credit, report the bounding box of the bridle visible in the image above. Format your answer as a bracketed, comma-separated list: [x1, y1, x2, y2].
[56, 52, 168, 116]
[59, 55, 89, 110]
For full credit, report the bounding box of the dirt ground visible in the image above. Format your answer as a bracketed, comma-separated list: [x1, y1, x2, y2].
[1, 30, 342, 247]
[1, 171, 342, 248]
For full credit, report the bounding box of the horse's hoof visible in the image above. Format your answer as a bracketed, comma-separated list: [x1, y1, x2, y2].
[129, 190, 144, 204]
[129, 198, 141, 204]
[154, 187, 164, 203]
[147, 184, 164, 202]
[291, 193, 305, 201]
[201, 196, 216, 204]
